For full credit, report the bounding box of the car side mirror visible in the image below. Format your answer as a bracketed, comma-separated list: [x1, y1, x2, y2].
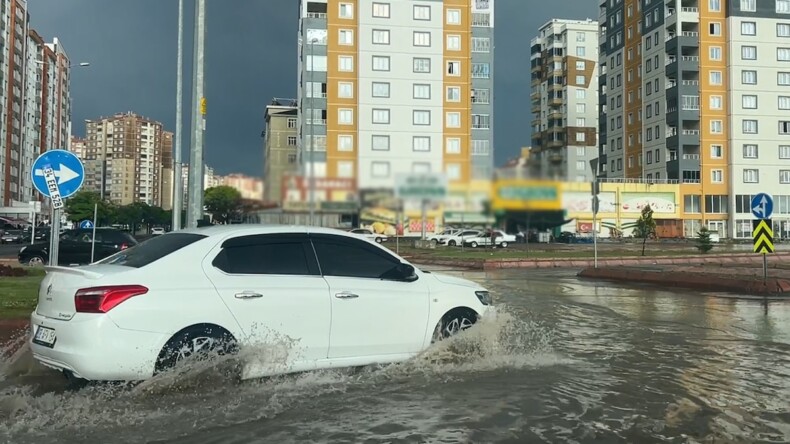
[381, 263, 418, 282]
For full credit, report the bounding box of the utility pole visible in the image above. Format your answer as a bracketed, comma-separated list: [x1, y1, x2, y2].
[172, 0, 184, 230]
[186, 0, 206, 228]
[308, 38, 318, 226]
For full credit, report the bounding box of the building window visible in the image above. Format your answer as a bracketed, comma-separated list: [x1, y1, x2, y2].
[472, 88, 489, 104]
[743, 119, 758, 133]
[413, 57, 430, 73]
[413, 31, 431, 46]
[308, 55, 328, 71]
[287, 117, 297, 128]
[338, 135, 353, 152]
[287, 136, 297, 146]
[742, 70, 757, 84]
[576, 117, 586, 126]
[287, 154, 297, 164]
[711, 169, 723, 183]
[337, 161, 354, 178]
[338, 108, 353, 125]
[372, 108, 390, 124]
[781, 170, 790, 183]
[741, 0, 756, 11]
[780, 145, 790, 158]
[472, 37, 490, 53]
[446, 9, 461, 25]
[710, 46, 722, 60]
[576, 46, 586, 57]
[741, 21, 757, 35]
[472, 114, 490, 129]
[447, 34, 461, 51]
[472, 140, 490, 156]
[371, 135, 390, 151]
[446, 138, 461, 154]
[743, 169, 759, 183]
[372, 2, 390, 18]
[338, 81, 353, 98]
[684, 195, 702, 213]
[413, 4, 431, 20]
[742, 45, 757, 60]
[709, 0, 721, 11]
[710, 71, 723, 85]
[372, 29, 390, 45]
[372, 81, 390, 98]
[778, 0, 790, 13]
[339, 29, 354, 45]
[780, 121, 790, 134]
[446, 163, 461, 180]
[780, 72, 790, 85]
[710, 22, 722, 35]
[711, 144, 723, 158]
[576, 132, 586, 142]
[576, 89, 586, 99]
[742, 94, 757, 109]
[576, 103, 586, 113]
[711, 120, 723, 133]
[412, 136, 430, 152]
[446, 112, 461, 128]
[413, 110, 431, 125]
[372, 55, 390, 71]
[446, 86, 461, 102]
[339, 2, 354, 18]
[576, 75, 586, 85]
[743, 144, 758, 158]
[472, 63, 490, 78]
[413, 84, 431, 99]
[338, 55, 353, 72]
[372, 161, 390, 178]
[447, 61, 461, 76]
[778, 23, 790, 37]
[779, 48, 790, 61]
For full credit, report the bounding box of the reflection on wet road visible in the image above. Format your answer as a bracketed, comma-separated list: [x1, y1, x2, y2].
[2, 268, 789, 443]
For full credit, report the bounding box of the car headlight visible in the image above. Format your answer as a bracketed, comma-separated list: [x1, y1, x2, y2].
[475, 290, 492, 306]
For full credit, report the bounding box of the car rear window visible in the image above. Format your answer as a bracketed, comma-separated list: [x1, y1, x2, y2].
[97, 233, 206, 268]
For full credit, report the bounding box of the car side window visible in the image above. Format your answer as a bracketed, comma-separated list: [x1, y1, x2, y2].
[212, 234, 318, 276]
[311, 234, 399, 279]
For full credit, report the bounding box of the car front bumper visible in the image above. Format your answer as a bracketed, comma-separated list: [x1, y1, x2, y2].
[29, 311, 168, 381]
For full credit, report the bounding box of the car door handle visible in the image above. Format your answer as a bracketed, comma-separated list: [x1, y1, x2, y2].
[334, 291, 359, 299]
[235, 291, 263, 299]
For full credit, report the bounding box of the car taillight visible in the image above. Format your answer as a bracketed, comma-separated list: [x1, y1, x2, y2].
[74, 285, 148, 313]
[120, 243, 129, 250]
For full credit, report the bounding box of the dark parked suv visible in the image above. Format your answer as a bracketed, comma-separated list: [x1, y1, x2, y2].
[18, 228, 138, 266]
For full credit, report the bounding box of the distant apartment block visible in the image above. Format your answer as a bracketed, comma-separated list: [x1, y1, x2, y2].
[0, 0, 73, 206]
[296, 0, 495, 188]
[530, 18, 600, 181]
[598, 0, 790, 239]
[263, 98, 298, 203]
[178, 163, 221, 210]
[82, 112, 173, 208]
[221, 173, 264, 200]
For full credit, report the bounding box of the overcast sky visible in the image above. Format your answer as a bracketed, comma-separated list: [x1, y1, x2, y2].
[29, 1, 598, 176]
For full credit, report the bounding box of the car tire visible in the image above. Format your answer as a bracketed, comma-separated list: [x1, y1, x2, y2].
[154, 325, 239, 375]
[448, 240, 456, 246]
[375, 237, 383, 243]
[500, 241, 508, 248]
[470, 241, 478, 248]
[432, 308, 479, 343]
[27, 256, 45, 266]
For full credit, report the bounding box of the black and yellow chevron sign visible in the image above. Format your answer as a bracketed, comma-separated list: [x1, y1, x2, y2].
[752, 219, 774, 254]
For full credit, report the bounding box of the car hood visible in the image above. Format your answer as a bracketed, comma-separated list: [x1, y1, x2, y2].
[430, 272, 484, 290]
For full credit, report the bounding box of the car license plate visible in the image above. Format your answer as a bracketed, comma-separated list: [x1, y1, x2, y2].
[33, 325, 57, 348]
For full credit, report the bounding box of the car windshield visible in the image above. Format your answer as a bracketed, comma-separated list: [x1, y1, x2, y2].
[96, 233, 207, 268]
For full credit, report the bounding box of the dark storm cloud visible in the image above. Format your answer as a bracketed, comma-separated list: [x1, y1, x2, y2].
[28, 1, 596, 176]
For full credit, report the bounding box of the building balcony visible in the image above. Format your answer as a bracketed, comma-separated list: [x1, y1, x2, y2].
[666, 156, 700, 179]
[666, 105, 700, 126]
[548, 97, 563, 106]
[665, 32, 699, 54]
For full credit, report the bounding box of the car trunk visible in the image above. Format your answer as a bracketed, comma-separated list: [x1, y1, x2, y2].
[35, 265, 129, 321]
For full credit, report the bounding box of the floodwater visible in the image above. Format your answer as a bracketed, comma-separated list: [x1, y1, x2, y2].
[1, 268, 790, 443]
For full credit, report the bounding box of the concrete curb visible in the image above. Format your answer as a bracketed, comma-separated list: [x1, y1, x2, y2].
[410, 252, 790, 271]
[577, 267, 790, 295]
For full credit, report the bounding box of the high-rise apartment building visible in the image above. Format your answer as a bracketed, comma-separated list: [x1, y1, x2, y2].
[598, 0, 790, 239]
[82, 112, 172, 208]
[0, 0, 72, 206]
[263, 99, 298, 203]
[530, 19, 599, 181]
[296, 0, 495, 189]
[221, 174, 264, 201]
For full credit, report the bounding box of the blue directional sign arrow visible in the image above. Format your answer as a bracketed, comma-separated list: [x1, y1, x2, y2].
[79, 220, 94, 229]
[751, 192, 774, 220]
[31, 149, 85, 200]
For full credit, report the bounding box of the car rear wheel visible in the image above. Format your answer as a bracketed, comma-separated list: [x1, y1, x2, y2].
[27, 256, 44, 266]
[155, 325, 239, 374]
[432, 309, 479, 343]
[500, 241, 508, 248]
[448, 240, 456, 246]
[470, 241, 478, 248]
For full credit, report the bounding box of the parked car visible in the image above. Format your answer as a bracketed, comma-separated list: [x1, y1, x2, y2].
[428, 228, 461, 245]
[442, 230, 483, 246]
[463, 230, 516, 248]
[18, 228, 138, 266]
[349, 228, 387, 243]
[1, 230, 26, 244]
[28, 225, 493, 384]
[151, 227, 166, 236]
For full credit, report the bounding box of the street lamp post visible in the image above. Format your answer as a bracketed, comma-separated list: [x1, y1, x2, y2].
[186, 0, 207, 228]
[171, 0, 185, 231]
[590, 158, 599, 269]
[307, 37, 318, 226]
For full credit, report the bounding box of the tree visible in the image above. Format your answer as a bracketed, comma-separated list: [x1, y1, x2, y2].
[633, 204, 656, 256]
[64, 190, 115, 226]
[204, 186, 242, 224]
[696, 226, 714, 253]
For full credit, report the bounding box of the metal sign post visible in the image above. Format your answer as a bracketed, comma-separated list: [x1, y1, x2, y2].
[589, 160, 600, 268]
[751, 192, 775, 307]
[394, 173, 448, 244]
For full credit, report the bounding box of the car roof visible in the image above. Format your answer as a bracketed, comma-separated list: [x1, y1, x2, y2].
[177, 224, 368, 240]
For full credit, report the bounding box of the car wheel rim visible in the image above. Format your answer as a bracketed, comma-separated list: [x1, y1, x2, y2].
[175, 336, 216, 363]
[443, 316, 474, 337]
[28, 257, 43, 266]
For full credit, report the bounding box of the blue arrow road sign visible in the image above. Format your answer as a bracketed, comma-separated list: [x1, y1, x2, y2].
[751, 192, 774, 219]
[31, 149, 85, 200]
[79, 220, 94, 229]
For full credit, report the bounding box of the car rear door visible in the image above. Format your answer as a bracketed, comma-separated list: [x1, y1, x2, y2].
[201, 233, 332, 366]
[310, 233, 431, 359]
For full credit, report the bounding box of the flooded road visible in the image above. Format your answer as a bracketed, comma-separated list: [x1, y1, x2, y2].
[2, 268, 790, 443]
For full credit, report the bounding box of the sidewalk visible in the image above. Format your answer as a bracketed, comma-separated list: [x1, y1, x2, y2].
[577, 260, 790, 295]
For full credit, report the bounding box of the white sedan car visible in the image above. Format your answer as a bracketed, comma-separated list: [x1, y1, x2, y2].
[29, 225, 492, 384]
[348, 228, 388, 243]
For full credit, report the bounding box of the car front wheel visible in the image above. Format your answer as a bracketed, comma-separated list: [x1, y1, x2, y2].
[375, 237, 383, 243]
[27, 256, 45, 266]
[470, 241, 478, 248]
[432, 309, 478, 342]
[448, 240, 456, 246]
[500, 241, 508, 248]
